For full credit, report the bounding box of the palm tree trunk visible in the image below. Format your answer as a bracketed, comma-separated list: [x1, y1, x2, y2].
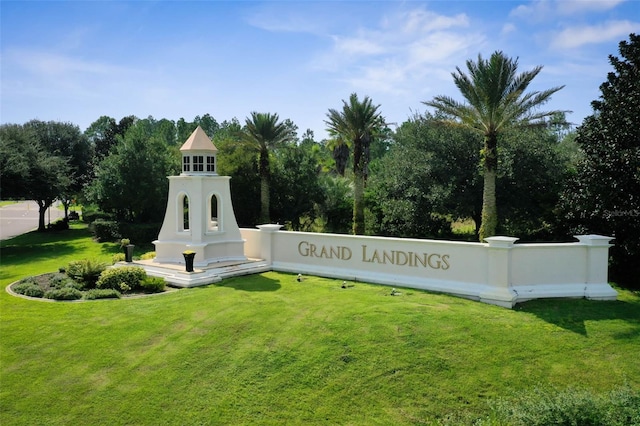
[479, 169, 497, 241]
[353, 169, 365, 234]
[259, 149, 270, 224]
[479, 133, 498, 241]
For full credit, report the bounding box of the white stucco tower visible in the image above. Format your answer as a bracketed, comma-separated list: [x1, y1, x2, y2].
[153, 126, 247, 267]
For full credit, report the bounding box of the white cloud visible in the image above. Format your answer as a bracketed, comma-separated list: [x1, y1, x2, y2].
[551, 20, 640, 49]
[310, 6, 481, 96]
[510, 0, 626, 20]
[7, 48, 135, 77]
[556, 0, 626, 14]
[333, 35, 386, 56]
[394, 8, 470, 33]
[501, 23, 517, 36]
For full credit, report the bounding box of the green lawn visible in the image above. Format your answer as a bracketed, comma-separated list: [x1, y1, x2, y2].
[1, 225, 639, 425]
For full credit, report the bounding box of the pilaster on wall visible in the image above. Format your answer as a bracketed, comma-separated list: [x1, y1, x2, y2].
[481, 236, 519, 308]
[575, 234, 617, 300]
[256, 224, 283, 264]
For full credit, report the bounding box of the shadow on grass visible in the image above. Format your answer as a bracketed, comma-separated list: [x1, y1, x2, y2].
[0, 227, 119, 268]
[517, 298, 640, 336]
[216, 274, 281, 292]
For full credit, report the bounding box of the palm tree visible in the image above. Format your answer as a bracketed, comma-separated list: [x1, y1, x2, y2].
[423, 51, 566, 241]
[243, 112, 294, 224]
[325, 93, 384, 235]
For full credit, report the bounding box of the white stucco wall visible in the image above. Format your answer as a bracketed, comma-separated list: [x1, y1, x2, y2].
[240, 227, 617, 308]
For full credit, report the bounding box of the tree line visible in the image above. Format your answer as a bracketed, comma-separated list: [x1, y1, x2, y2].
[1, 34, 638, 288]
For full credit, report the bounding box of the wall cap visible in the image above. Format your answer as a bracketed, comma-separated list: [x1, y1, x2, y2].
[574, 234, 614, 246]
[257, 224, 283, 232]
[484, 236, 519, 248]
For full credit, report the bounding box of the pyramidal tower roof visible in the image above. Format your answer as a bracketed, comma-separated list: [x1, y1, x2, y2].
[180, 126, 217, 152]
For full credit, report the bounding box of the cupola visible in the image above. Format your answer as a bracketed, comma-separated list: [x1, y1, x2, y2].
[180, 126, 217, 175]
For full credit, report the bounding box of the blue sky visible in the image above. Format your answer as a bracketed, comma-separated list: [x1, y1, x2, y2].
[2, 0, 639, 140]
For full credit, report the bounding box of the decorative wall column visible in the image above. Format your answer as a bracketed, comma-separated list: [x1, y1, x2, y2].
[480, 236, 519, 308]
[256, 224, 283, 265]
[575, 234, 617, 300]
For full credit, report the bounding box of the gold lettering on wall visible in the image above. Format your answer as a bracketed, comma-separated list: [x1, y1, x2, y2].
[361, 245, 449, 270]
[297, 241, 450, 270]
[298, 241, 352, 260]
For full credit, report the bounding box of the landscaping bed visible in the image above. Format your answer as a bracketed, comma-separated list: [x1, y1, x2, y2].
[8, 261, 169, 301]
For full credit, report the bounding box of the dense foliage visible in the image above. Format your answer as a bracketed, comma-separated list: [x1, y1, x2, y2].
[86, 121, 179, 223]
[560, 33, 640, 287]
[0, 121, 89, 230]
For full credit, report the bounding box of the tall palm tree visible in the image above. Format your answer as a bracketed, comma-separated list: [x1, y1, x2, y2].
[325, 93, 384, 235]
[243, 112, 294, 224]
[423, 51, 566, 241]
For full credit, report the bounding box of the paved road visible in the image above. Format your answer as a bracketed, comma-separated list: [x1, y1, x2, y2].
[0, 201, 66, 241]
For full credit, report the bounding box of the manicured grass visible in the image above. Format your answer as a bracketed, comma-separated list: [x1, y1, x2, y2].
[1, 226, 639, 425]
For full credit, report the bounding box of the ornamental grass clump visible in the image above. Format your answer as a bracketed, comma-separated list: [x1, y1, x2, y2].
[66, 259, 108, 289]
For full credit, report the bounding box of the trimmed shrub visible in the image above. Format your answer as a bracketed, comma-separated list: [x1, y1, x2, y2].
[90, 219, 121, 242]
[96, 266, 147, 291]
[140, 276, 166, 293]
[112, 253, 126, 264]
[66, 259, 108, 289]
[84, 289, 121, 300]
[44, 287, 83, 301]
[12, 279, 44, 298]
[81, 207, 113, 224]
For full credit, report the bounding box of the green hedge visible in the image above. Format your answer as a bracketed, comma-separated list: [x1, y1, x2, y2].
[89, 220, 161, 245]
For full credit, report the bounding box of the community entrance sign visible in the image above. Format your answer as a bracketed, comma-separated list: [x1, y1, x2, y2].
[139, 127, 618, 308]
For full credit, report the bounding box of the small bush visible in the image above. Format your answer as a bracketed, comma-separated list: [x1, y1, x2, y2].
[49, 273, 77, 289]
[48, 218, 69, 231]
[487, 384, 640, 426]
[12, 279, 44, 298]
[44, 287, 83, 301]
[84, 289, 121, 300]
[140, 251, 156, 260]
[90, 219, 121, 242]
[112, 253, 126, 264]
[66, 259, 107, 289]
[140, 276, 166, 293]
[96, 266, 147, 291]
